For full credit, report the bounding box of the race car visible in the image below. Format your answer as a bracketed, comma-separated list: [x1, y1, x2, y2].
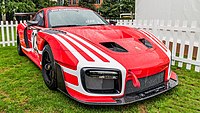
[17, 6, 178, 105]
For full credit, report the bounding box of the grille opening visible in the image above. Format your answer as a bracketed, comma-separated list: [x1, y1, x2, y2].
[81, 68, 122, 94]
[100, 42, 128, 52]
[125, 71, 165, 95]
[139, 38, 153, 48]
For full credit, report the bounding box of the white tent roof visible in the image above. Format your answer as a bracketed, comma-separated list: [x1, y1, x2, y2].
[135, 0, 200, 27]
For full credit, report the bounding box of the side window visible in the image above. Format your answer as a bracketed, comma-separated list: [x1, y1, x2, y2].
[34, 11, 44, 27]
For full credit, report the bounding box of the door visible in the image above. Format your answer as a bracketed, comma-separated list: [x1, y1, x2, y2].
[24, 10, 45, 50]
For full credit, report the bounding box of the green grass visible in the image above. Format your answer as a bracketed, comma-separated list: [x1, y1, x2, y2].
[0, 46, 200, 113]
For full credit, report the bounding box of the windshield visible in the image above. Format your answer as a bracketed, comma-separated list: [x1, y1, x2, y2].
[48, 9, 108, 28]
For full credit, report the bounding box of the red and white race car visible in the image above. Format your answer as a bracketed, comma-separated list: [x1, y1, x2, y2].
[17, 6, 178, 105]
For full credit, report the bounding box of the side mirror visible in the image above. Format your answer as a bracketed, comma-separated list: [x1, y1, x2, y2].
[27, 21, 38, 27]
[109, 20, 117, 25]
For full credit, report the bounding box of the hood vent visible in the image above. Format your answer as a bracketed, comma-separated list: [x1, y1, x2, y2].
[139, 38, 153, 48]
[100, 42, 128, 52]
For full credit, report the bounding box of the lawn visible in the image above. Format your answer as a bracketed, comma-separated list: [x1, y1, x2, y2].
[0, 46, 200, 113]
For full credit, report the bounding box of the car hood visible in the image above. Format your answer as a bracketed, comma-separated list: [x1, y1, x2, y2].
[54, 25, 169, 77]
[55, 25, 152, 54]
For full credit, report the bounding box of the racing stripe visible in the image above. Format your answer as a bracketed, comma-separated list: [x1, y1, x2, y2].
[59, 34, 101, 62]
[21, 23, 26, 28]
[64, 72, 79, 86]
[66, 34, 110, 62]
[63, 31, 111, 62]
[51, 34, 87, 61]
[139, 30, 171, 79]
[21, 46, 33, 52]
[41, 31, 127, 97]
[140, 30, 167, 51]
[61, 65, 77, 76]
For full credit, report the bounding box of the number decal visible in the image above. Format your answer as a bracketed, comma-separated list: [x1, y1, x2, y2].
[31, 30, 38, 52]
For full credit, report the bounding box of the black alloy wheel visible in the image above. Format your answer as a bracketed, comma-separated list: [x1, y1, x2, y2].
[42, 44, 57, 90]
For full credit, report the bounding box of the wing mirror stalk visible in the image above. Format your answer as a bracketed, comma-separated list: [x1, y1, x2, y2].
[27, 21, 38, 27]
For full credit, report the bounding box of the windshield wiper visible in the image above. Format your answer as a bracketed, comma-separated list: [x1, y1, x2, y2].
[86, 24, 106, 26]
[52, 25, 82, 28]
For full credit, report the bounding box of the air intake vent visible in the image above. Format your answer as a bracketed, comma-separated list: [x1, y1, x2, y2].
[100, 42, 128, 52]
[139, 38, 153, 48]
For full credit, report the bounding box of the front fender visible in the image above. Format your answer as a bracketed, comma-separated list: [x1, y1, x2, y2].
[37, 31, 79, 70]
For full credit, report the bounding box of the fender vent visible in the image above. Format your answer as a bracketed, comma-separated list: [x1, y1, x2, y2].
[139, 38, 152, 48]
[100, 42, 128, 52]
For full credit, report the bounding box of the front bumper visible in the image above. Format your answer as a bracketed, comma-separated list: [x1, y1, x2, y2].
[113, 77, 178, 105]
[76, 72, 178, 105]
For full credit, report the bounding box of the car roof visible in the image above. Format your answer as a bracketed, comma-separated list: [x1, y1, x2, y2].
[42, 6, 90, 12]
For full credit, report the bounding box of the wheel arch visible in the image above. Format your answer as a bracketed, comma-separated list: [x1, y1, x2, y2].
[37, 32, 79, 70]
[40, 41, 68, 93]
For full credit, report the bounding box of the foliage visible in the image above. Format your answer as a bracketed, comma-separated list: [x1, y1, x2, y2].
[63, 0, 69, 6]
[31, 0, 57, 10]
[98, 0, 120, 18]
[0, 0, 58, 14]
[5, 1, 36, 13]
[98, 0, 135, 18]
[78, 1, 96, 11]
[120, 0, 135, 13]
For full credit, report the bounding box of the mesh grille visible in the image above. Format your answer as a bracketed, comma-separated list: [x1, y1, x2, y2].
[125, 71, 165, 95]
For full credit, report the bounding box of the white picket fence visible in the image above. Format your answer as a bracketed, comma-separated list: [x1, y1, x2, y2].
[0, 20, 200, 72]
[0, 21, 19, 47]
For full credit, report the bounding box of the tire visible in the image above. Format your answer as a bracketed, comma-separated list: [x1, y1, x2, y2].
[17, 34, 25, 56]
[42, 44, 57, 90]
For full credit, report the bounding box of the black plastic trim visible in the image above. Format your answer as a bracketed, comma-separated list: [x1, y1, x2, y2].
[100, 42, 128, 52]
[24, 27, 30, 48]
[139, 38, 153, 48]
[55, 62, 68, 94]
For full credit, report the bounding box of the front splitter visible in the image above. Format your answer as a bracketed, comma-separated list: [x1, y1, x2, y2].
[78, 75, 178, 105]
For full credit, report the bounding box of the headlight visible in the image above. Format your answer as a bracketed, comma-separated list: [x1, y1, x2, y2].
[81, 68, 122, 94]
[86, 70, 119, 79]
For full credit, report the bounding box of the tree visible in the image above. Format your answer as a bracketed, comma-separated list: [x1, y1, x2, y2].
[98, 0, 120, 18]
[78, 0, 96, 11]
[1, 0, 58, 21]
[98, 0, 135, 18]
[5, 1, 36, 13]
[120, 0, 135, 13]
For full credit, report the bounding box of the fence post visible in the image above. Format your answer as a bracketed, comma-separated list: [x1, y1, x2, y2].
[195, 43, 200, 72]
[158, 20, 165, 41]
[186, 21, 197, 70]
[6, 21, 10, 46]
[178, 21, 188, 68]
[11, 21, 15, 46]
[132, 20, 137, 28]
[148, 20, 153, 32]
[171, 20, 179, 65]
[1, 21, 6, 47]
[152, 20, 159, 38]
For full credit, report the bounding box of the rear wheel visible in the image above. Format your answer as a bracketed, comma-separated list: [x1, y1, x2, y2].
[42, 44, 57, 90]
[17, 33, 25, 56]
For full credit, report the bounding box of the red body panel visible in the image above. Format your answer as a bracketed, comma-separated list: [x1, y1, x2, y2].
[17, 6, 178, 105]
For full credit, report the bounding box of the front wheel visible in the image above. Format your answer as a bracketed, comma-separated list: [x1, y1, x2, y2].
[42, 44, 57, 90]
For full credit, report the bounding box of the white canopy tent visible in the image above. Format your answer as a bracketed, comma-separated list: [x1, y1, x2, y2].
[135, 0, 200, 27]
